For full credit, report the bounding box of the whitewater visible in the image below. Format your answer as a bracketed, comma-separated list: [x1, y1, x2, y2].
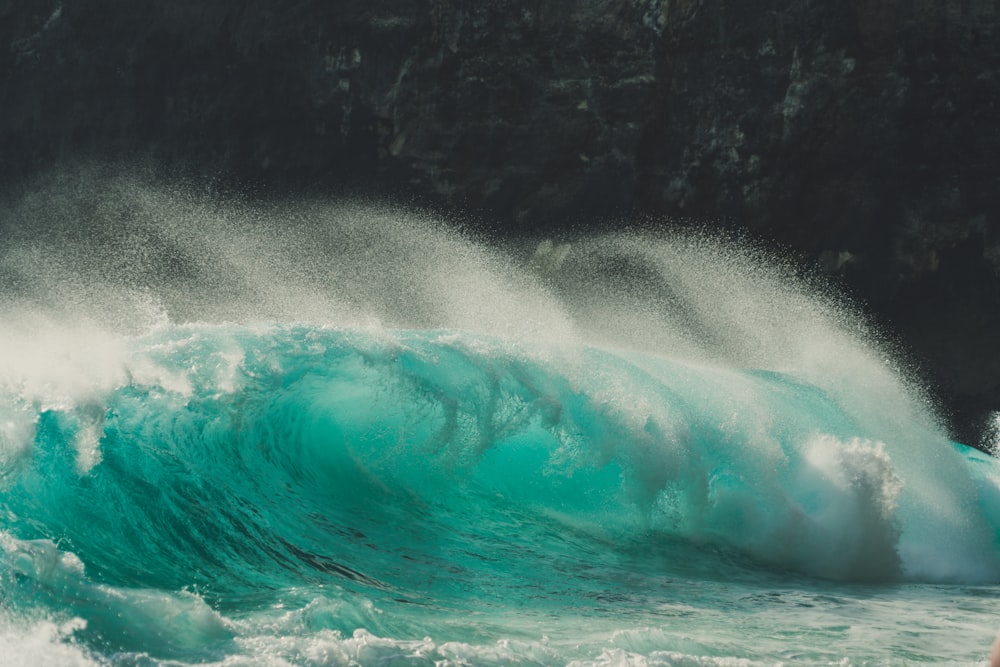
[1, 171, 1000, 665]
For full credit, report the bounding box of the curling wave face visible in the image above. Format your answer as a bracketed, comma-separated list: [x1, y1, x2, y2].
[1, 171, 999, 665]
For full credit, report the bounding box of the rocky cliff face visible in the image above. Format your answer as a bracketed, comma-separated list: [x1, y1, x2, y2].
[2, 0, 998, 443]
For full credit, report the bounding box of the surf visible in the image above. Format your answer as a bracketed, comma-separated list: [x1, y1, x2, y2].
[1, 169, 999, 665]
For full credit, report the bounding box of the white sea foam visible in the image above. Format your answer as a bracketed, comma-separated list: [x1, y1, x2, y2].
[0, 615, 99, 667]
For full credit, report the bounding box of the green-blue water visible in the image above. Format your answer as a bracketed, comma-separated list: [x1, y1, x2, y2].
[1, 175, 999, 665]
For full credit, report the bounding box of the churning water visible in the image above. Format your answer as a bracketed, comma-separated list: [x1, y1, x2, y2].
[1, 172, 999, 665]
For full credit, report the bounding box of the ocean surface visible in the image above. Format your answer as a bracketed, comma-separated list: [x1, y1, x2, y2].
[1, 174, 999, 666]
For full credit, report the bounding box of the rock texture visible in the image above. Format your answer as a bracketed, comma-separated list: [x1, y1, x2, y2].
[1, 0, 999, 442]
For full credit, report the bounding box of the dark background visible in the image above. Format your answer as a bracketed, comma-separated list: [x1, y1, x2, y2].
[2, 0, 998, 444]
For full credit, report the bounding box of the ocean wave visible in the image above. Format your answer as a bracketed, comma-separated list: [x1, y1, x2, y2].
[2, 173, 999, 664]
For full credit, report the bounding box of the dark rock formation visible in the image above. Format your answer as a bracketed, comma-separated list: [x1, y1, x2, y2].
[2, 0, 998, 443]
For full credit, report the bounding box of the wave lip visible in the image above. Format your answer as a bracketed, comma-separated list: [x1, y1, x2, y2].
[2, 324, 998, 597]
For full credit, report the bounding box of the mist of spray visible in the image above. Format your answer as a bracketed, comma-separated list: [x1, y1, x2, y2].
[0, 167, 998, 590]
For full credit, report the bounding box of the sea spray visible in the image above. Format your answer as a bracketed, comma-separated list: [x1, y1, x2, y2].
[1, 169, 999, 665]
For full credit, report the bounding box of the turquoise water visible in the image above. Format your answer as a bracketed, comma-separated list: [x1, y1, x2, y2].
[1, 177, 999, 665]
